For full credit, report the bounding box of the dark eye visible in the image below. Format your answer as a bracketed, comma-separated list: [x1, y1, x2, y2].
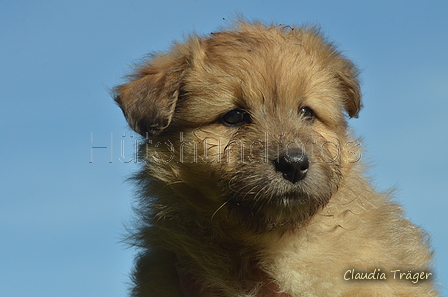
[221, 109, 251, 126]
[299, 107, 315, 121]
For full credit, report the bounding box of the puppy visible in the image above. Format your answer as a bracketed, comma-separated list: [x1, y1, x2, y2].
[114, 20, 438, 296]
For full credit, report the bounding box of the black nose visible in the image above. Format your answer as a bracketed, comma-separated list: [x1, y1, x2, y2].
[273, 149, 309, 183]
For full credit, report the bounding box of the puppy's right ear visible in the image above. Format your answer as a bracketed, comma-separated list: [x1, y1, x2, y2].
[114, 53, 189, 136]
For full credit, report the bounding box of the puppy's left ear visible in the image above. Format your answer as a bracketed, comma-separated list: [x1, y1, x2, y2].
[114, 52, 190, 136]
[336, 59, 362, 118]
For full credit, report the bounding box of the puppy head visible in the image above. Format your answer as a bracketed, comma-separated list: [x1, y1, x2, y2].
[115, 21, 362, 232]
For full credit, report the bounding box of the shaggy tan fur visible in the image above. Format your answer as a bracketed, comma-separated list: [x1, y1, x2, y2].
[114, 20, 438, 296]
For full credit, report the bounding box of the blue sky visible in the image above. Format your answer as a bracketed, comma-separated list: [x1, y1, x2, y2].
[1, 1, 447, 296]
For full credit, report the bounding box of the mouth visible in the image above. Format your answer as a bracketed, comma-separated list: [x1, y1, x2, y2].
[223, 178, 327, 232]
[218, 157, 339, 232]
[227, 198, 320, 233]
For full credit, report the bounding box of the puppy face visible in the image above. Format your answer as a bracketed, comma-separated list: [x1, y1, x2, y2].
[115, 22, 362, 232]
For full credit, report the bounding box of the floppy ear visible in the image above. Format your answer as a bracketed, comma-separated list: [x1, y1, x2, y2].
[114, 53, 188, 136]
[336, 58, 362, 118]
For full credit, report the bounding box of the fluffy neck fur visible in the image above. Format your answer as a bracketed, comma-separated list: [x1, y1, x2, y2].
[131, 161, 407, 296]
